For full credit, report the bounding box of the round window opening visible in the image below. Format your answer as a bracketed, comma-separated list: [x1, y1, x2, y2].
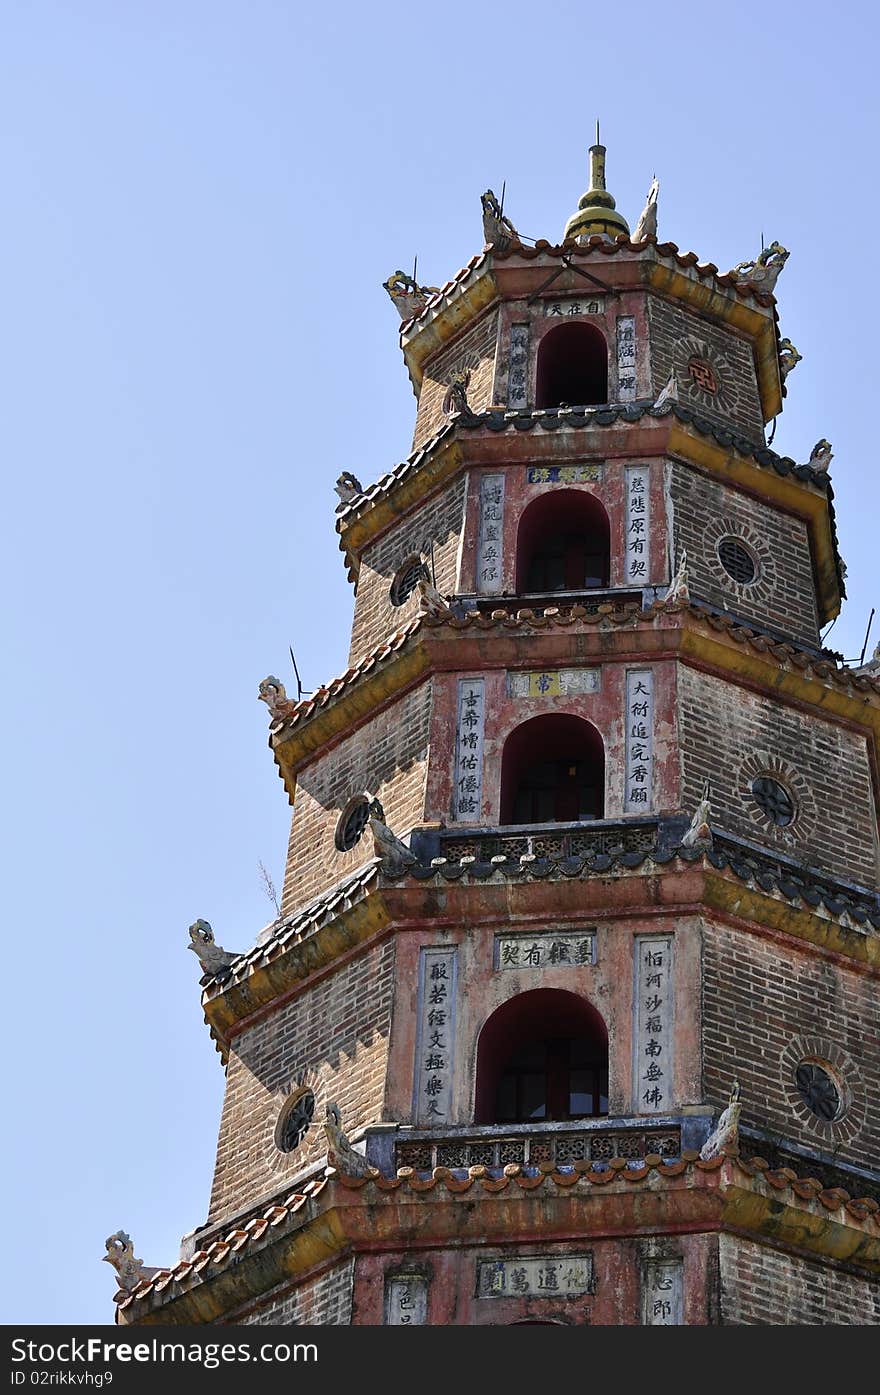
[390, 558, 429, 607]
[795, 1062, 842, 1122]
[751, 776, 795, 826]
[718, 536, 757, 584]
[277, 1090, 316, 1153]
[335, 795, 383, 853]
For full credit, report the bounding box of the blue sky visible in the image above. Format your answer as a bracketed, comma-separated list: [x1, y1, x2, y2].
[1, 1, 877, 1324]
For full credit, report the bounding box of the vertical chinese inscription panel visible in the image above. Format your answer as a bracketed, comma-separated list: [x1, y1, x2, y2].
[453, 678, 485, 822]
[625, 465, 650, 585]
[633, 935, 674, 1114]
[413, 948, 458, 1126]
[477, 473, 505, 595]
[625, 669, 654, 812]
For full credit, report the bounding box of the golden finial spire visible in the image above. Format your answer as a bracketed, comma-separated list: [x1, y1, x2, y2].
[564, 126, 630, 243]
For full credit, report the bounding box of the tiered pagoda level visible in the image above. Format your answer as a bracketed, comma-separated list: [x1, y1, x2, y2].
[116, 149, 880, 1325]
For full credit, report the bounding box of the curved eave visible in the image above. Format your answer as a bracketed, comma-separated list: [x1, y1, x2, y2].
[644, 259, 781, 422]
[399, 254, 498, 393]
[398, 236, 779, 413]
[268, 605, 879, 799]
[666, 423, 842, 624]
[201, 837, 880, 1055]
[116, 1156, 880, 1324]
[335, 412, 842, 621]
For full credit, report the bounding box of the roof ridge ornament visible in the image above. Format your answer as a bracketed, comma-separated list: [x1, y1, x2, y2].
[383, 269, 440, 322]
[682, 780, 713, 850]
[481, 188, 518, 252]
[633, 176, 659, 243]
[731, 240, 789, 294]
[778, 337, 803, 384]
[700, 1082, 742, 1160]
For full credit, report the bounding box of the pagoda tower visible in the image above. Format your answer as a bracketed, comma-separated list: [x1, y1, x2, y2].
[114, 146, 880, 1326]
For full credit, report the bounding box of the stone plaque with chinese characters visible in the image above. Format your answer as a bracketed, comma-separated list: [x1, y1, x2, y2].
[617, 315, 637, 401]
[625, 669, 654, 812]
[527, 464, 603, 485]
[634, 936, 674, 1115]
[542, 297, 605, 318]
[642, 1257, 683, 1325]
[453, 678, 485, 822]
[507, 668, 600, 698]
[476, 1254, 594, 1299]
[413, 948, 457, 1126]
[384, 1274, 428, 1325]
[495, 932, 596, 970]
[507, 324, 529, 409]
[625, 465, 650, 584]
[477, 473, 504, 595]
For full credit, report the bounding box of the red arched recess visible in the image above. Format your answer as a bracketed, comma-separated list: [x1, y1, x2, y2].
[475, 988, 608, 1125]
[500, 713, 604, 825]
[515, 489, 610, 594]
[535, 322, 608, 409]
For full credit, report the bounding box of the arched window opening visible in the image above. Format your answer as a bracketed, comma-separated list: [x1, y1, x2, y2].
[475, 988, 608, 1125]
[500, 714, 604, 825]
[535, 322, 608, 409]
[516, 490, 610, 595]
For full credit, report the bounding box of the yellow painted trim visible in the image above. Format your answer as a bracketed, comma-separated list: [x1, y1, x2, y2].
[125, 1210, 351, 1325]
[669, 423, 842, 623]
[400, 269, 498, 391]
[203, 886, 392, 1044]
[646, 262, 782, 421]
[271, 646, 432, 792]
[721, 1186, 880, 1272]
[679, 625, 880, 741]
[704, 873, 880, 970]
[338, 440, 464, 582]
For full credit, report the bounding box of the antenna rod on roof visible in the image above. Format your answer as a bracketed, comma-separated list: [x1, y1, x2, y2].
[596, 119, 600, 145]
[859, 608, 875, 666]
[500, 179, 506, 216]
[289, 644, 304, 701]
[412, 255, 418, 285]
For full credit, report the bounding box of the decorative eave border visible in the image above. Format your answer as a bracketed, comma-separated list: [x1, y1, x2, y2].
[334, 408, 843, 620]
[398, 236, 779, 414]
[200, 846, 880, 1058]
[115, 1153, 880, 1324]
[267, 602, 879, 794]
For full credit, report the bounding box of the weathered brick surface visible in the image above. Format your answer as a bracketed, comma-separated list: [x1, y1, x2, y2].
[239, 1260, 355, 1325]
[669, 461, 819, 647]
[281, 680, 432, 913]
[718, 1236, 880, 1324]
[679, 666, 878, 888]
[412, 310, 498, 451]
[208, 941, 395, 1222]
[702, 921, 879, 1171]
[348, 477, 466, 666]
[648, 296, 764, 442]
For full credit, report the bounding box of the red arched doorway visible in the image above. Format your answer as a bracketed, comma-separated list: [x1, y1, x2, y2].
[475, 988, 608, 1125]
[535, 322, 608, 408]
[516, 489, 610, 595]
[500, 714, 604, 825]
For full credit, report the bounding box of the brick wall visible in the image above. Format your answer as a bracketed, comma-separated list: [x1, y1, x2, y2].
[703, 921, 879, 1171]
[669, 462, 820, 648]
[679, 666, 878, 888]
[239, 1259, 355, 1325]
[281, 680, 432, 913]
[718, 1236, 879, 1324]
[208, 940, 395, 1222]
[412, 310, 498, 452]
[348, 477, 466, 666]
[648, 296, 765, 442]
